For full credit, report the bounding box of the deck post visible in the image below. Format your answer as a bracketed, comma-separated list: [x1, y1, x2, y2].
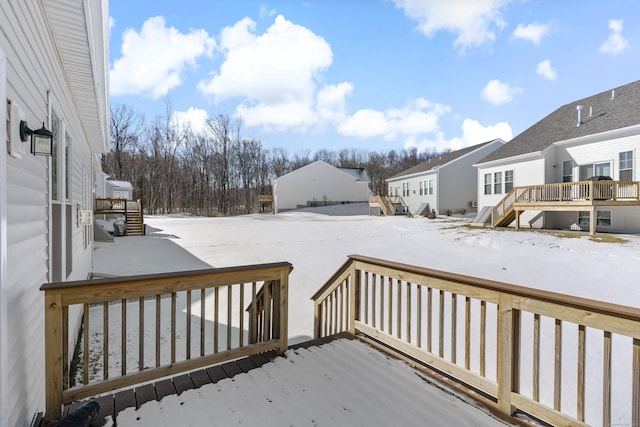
[278, 270, 289, 354]
[515, 210, 520, 230]
[589, 206, 596, 236]
[496, 294, 515, 416]
[44, 292, 64, 421]
[349, 261, 360, 334]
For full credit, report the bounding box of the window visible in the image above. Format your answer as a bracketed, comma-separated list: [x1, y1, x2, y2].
[579, 162, 611, 180]
[562, 160, 573, 182]
[597, 210, 612, 227]
[484, 173, 491, 195]
[428, 179, 433, 195]
[402, 182, 410, 197]
[64, 132, 71, 201]
[578, 211, 612, 228]
[578, 211, 590, 228]
[595, 162, 611, 177]
[494, 172, 502, 194]
[620, 151, 633, 181]
[51, 113, 60, 201]
[505, 170, 514, 192]
[419, 181, 424, 195]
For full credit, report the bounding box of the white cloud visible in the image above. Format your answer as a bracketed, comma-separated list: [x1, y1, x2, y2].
[599, 19, 628, 56]
[481, 79, 523, 106]
[338, 98, 451, 141]
[171, 108, 209, 135]
[199, 15, 351, 132]
[260, 4, 276, 18]
[536, 59, 557, 80]
[109, 17, 115, 30]
[391, 0, 511, 49]
[512, 22, 549, 45]
[110, 16, 216, 99]
[406, 118, 513, 152]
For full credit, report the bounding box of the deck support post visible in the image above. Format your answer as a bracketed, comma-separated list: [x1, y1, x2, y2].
[589, 206, 596, 236]
[515, 210, 520, 230]
[44, 292, 64, 421]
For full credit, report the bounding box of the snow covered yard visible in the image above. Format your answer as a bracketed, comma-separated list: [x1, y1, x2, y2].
[85, 206, 640, 426]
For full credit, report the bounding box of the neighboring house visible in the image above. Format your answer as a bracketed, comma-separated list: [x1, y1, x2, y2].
[386, 140, 505, 216]
[0, 1, 109, 425]
[96, 172, 133, 199]
[272, 160, 371, 213]
[475, 80, 640, 234]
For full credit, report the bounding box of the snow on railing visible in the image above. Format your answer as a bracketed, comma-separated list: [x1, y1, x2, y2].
[312, 254, 640, 427]
[41, 262, 292, 421]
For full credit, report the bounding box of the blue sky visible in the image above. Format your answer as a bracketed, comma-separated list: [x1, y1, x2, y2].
[108, 0, 640, 154]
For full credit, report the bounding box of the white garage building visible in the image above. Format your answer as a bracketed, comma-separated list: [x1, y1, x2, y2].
[273, 160, 371, 213]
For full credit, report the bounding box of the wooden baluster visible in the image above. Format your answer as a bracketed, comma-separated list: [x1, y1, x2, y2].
[201, 288, 206, 355]
[633, 338, 640, 427]
[480, 300, 486, 377]
[83, 303, 89, 385]
[227, 285, 233, 350]
[186, 290, 192, 359]
[532, 313, 540, 401]
[396, 279, 401, 339]
[214, 287, 219, 352]
[603, 331, 612, 427]
[155, 295, 161, 367]
[121, 299, 127, 375]
[263, 282, 271, 341]
[451, 293, 457, 363]
[577, 324, 586, 421]
[364, 272, 369, 324]
[103, 301, 109, 380]
[427, 287, 432, 354]
[554, 319, 562, 411]
[139, 296, 144, 371]
[388, 276, 393, 334]
[465, 297, 471, 370]
[439, 291, 445, 358]
[62, 306, 69, 390]
[239, 284, 244, 348]
[171, 292, 176, 364]
[371, 274, 376, 328]
[417, 286, 422, 348]
[406, 282, 412, 344]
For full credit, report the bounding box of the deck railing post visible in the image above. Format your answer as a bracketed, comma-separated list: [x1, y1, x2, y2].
[496, 294, 515, 416]
[349, 260, 359, 334]
[278, 269, 289, 354]
[44, 292, 64, 421]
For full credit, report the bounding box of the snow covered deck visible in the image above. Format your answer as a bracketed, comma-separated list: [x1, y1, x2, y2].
[66, 336, 512, 426]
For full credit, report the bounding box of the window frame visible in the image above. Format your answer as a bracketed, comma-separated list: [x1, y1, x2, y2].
[620, 151, 633, 181]
[504, 170, 514, 193]
[562, 160, 573, 183]
[494, 171, 502, 194]
[484, 173, 491, 195]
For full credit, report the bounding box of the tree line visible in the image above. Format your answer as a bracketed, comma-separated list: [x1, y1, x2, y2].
[101, 103, 448, 216]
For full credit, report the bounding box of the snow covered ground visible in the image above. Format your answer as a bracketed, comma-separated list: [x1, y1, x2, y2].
[90, 205, 640, 426]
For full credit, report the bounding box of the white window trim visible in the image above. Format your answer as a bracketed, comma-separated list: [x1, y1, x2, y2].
[0, 46, 8, 424]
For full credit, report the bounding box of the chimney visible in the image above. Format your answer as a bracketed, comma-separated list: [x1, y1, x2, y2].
[576, 104, 584, 126]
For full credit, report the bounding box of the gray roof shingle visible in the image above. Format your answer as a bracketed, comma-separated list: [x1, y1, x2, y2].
[480, 80, 640, 164]
[389, 140, 499, 179]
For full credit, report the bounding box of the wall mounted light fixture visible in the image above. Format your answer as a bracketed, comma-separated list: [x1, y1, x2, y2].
[20, 120, 54, 156]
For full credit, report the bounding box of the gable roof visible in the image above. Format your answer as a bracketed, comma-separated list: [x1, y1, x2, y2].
[389, 139, 501, 180]
[274, 160, 369, 183]
[480, 80, 640, 164]
[339, 167, 369, 182]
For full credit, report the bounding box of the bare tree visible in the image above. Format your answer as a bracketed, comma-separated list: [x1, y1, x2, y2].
[109, 103, 145, 179]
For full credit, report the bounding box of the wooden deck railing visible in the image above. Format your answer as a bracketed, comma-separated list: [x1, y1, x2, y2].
[491, 181, 640, 227]
[369, 195, 401, 216]
[41, 262, 292, 421]
[94, 198, 129, 214]
[312, 255, 640, 427]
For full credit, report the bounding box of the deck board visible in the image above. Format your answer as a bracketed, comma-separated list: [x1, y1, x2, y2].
[134, 383, 157, 408]
[172, 374, 195, 395]
[189, 369, 213, 388]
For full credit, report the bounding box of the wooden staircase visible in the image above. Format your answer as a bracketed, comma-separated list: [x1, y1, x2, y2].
[124, 200, 144, 236]
[369, 195, 401, 216]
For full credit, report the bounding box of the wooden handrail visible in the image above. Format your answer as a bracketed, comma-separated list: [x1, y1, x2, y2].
[312, 255, 640, 426]
[42, 262, 292, 421]
[491, 180, 640, 227]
